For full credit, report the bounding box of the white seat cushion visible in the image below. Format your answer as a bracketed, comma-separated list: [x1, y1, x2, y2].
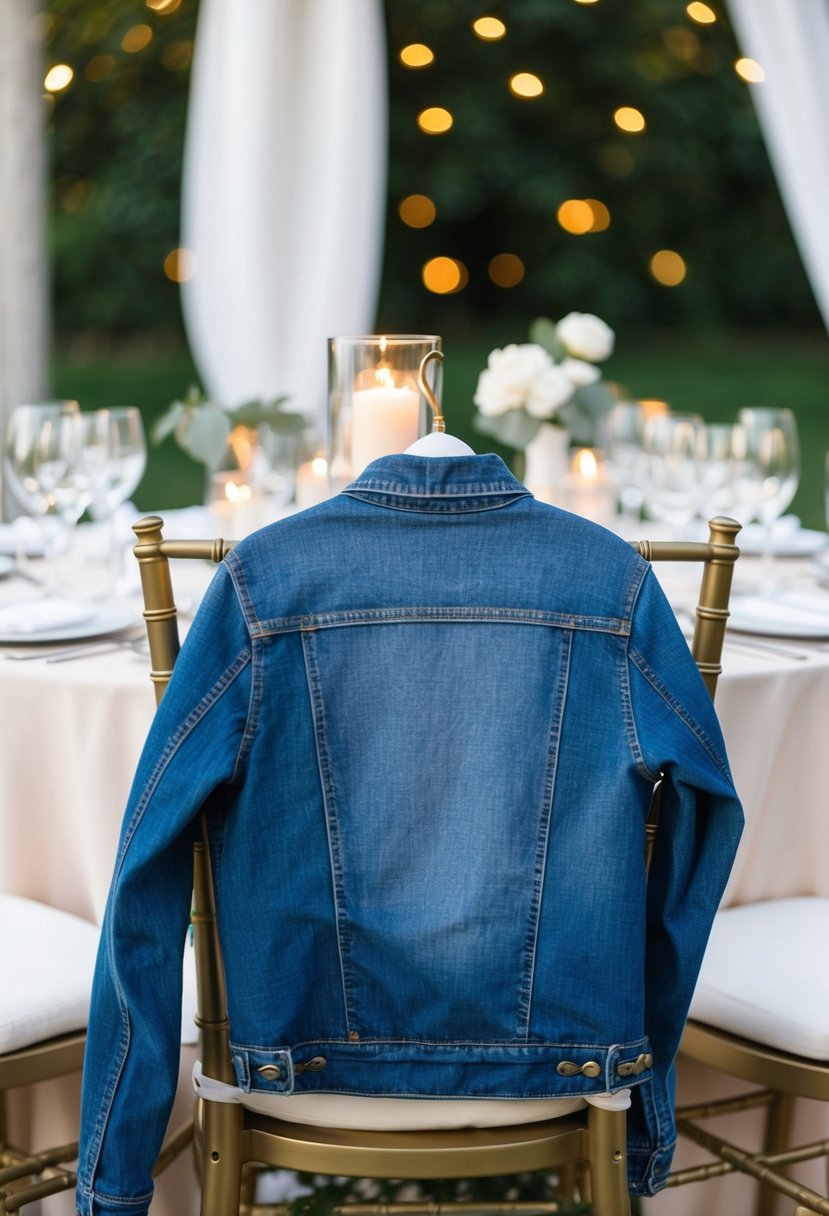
[0, 895, 100, 1054]
[688, 897, 829, 1060]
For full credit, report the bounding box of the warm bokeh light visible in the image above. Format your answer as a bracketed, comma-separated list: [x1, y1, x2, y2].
[472, 17, 507, 40]
[735, 57, 765, 83]
[85, 55, 116, 82]
[488, 253, 525, 287]
[160, 40, 193, 70]
[418, 107, 453, 134]
[400, 43, 434, 68]
[613, 106, 646, 133]
[686, 2, 716, 23]
[422, 257, 468, 294]
[44, 64, 74, 92]
[146, 0, 182, 12]
[585, 198, 611, 232]
[398, 194, 437, 228]
[121, 24, 153, 53]
[557, 199, 594, 235]
[573, 0, 601, 5]
[510, 72, 544, 98]
[163, 247, 197, 283]
[639, 399, 670, 418]
[574, 448, 599, 479]
[649, 250, 687, 286]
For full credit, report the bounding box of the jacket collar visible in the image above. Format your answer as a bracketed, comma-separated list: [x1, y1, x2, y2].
[343, 453, 532, 514]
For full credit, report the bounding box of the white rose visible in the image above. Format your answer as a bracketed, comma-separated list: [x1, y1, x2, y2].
[525, 364, 575, 418]
[555, 312, 615, 362]
[560, 357, 601, 387]
[474, 344, 573, 419]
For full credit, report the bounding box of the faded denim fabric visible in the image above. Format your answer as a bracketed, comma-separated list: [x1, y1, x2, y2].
[76, 454, 742, 1215]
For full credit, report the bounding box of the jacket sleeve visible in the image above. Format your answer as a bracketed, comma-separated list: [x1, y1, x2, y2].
[76, 562, 254, 1216]
[624, 567, 743, 1196]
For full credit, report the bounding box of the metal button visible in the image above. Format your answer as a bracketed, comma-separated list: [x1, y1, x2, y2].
[295, 1055, 327, 1075]
[257, 1064, 281, 1080]
[581, 1060, 601, 1078]
[557, 1061, 581, 1077]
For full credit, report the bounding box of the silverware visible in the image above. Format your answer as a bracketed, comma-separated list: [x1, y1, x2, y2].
[724, 635, 811, 661]
[4, 635, 147, 663]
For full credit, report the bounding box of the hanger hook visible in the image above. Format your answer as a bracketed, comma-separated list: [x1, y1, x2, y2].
[418, 350, 446, 433]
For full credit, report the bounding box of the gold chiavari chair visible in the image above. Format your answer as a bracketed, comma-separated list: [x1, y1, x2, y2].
[0, 897, 97, 1212]
[669, 911, 829, 1213]
[132, 512, 740, 1216]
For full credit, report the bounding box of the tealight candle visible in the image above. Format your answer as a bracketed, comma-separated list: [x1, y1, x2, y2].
[564, 448, 616, 526]
[295, 456, 330, 508]
[209, 471, 262, 537]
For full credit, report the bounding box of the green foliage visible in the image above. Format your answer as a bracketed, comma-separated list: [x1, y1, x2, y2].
[47, 0, 197, 336]
[379, 0, 821, 335]
[153, 385, 304, 470]
[45, 0, 823, 343]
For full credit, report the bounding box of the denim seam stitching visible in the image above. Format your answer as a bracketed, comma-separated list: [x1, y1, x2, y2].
[229, 1035, 651, 1050]
[81, 650, 250, 1190]
[342, 493, 530, 514]
[629, 648, 730, 779]
[300, 630, 356, 1036]
[518, 629, 572, 1039]
[252, 607, 630, 637]
[87, 1189, 155, 1207]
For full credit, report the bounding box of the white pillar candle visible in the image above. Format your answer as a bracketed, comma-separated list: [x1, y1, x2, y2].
[351, 373, 421, 472]
[209, 472, 263, 536]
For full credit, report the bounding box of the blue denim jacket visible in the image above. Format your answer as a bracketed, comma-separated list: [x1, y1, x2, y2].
[76, 454, 742, 1214]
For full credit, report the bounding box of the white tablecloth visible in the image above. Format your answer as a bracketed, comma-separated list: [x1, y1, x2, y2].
[2, 535, 828, 1214]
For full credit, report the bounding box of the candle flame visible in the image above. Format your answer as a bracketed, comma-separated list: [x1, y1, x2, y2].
[379, 336, 387, 355]
[225, 480, 252, 504]
[375, 367, 396, 389]
[311, 456, 328, 477]
[575, 449, 599, 480]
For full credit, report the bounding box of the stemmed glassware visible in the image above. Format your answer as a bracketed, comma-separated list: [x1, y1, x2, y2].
[3, 401, 87, 593]
[732, 408, 800, 582]
[604, 402, 646, 531]
[641, 413, 705, 532]
[80, 408, 147, 593]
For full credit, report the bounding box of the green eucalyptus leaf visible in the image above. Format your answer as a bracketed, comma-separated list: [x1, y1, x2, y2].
[178, 404, 232, 470]
[474, 409, 543, 450]
[529, 317, 566, 361]
[151, 401, 187, 446]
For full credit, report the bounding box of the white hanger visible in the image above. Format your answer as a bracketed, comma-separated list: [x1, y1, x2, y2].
[405, 351, 475, 458]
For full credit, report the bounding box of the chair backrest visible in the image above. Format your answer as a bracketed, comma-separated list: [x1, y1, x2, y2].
[131, 511, 740, 1087]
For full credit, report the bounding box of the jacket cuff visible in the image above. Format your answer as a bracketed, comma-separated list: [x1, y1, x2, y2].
[626, 1143, 676, 1195]
[76, 1184, 153, 1216]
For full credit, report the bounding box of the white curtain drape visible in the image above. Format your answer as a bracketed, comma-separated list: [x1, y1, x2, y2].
[726, 0, 829, 331]
[0, 0, 48, 519]
[180, 0, 388, 430]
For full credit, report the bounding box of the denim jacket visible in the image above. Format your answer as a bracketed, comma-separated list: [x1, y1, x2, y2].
[77, 454, 742, 1215]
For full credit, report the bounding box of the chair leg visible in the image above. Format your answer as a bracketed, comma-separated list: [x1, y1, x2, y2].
[588, 1105, 630, 1216]
[200, 1099, 243, 1216]
[757, 1094, 794, 1216]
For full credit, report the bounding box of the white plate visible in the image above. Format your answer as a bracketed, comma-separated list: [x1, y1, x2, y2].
[0, 557, 13, 579]
[737, 525, 828, 558]
[0, 602, 138, 646]
[729, 593, 829, 640]
[0, 525, 46, 558]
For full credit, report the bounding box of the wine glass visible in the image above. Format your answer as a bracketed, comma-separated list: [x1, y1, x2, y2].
[604, 401, 645, 531]
[3, 401, 86, 592]
[641, 413, 705, 533]
[733, 408, 800, 580]
[80, 408, 147, 593]
[698, 422, 743, 522]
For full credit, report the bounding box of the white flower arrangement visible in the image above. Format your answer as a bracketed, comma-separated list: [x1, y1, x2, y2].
[474, 312, 617, 449]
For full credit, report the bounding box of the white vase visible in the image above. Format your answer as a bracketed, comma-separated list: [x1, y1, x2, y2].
[522, 423, 571, 504]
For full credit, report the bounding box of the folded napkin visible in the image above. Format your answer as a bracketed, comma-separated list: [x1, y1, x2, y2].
[0, 598, 95, 636]
[730, 591, 829, 636]
[0, 520, 46, 558]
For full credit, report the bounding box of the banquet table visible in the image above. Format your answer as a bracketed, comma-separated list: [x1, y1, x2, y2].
[1, 520, 829, 1215]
